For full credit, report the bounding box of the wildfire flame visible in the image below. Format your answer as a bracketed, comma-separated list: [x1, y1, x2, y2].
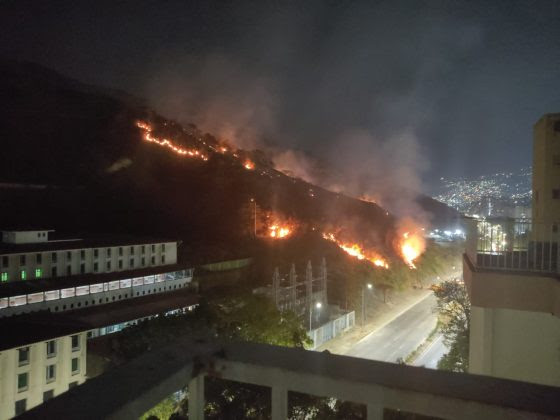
[323, 233, 389, 269]
[136, 121, 208, 161]
[269, 225, 291, 238]
[399, 231, 425, 269]
[244, 160, 255, 170]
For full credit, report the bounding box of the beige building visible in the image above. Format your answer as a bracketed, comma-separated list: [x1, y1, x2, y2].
[0, 329, 87, 419]
[464, 113, 560, 387]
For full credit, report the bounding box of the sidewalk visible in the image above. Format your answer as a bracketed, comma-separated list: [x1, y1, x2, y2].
[317, 287, 434, 355]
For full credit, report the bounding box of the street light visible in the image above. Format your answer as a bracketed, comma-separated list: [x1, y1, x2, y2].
[362, 283, 373, 326]
[309, 301, 322, 331]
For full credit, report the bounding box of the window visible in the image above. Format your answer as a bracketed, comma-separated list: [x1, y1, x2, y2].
[161, 255, 165, 264]
[2, 256, 8, 267]
[46, 365, 56, 382]
[94, 249, 99, 258]
[67, 251, 71, 260]
[1, 272, 7, 282]
[51, 266, 57, 277]
[141, 245, 146, 254]
[118, 260, 123, 269]
[15, 399, 26, 416]
[553, 189, 560, 199]
[35, 268, 42, 278]
[71, 357, 80, 374]
[151, 244, 155, 252]
[161, 243, 166, 252]
[106, 261, 111, 271]
[20, 255, 26, 265]
[80, 263, 85, 274]
[20, 270, 26, 280]
[119, 247, 123, 256]
[554, 120, 560, 132]
[553, 224, 559, 233]
[46, 340, 56, 357]
[18, 347, 30, 365]
[71, 334, 80, 351]
[151, 256, 155, 265]
[43, 390, 54, 402]
[106, 248, 111, 257]
[17, 372, 28, 391]
[80, 250, 85, 260]
[129, 258, 134, 268]
[130, 246, 134, 255]
[66, 265, 71, 276]
[93, 262, 98, 272]
[141, 257, 146, 266]
[36, 253, 42, 264]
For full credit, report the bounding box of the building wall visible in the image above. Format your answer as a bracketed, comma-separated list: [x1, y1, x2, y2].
[0, 332, 87, 420]
[532, 113, 560, 225]
[470, 305, 560, 386]
[0, 241, 177, 283]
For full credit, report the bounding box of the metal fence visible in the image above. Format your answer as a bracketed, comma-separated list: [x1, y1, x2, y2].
[470, 218, 559, 272]
[308, 311, 355, 350]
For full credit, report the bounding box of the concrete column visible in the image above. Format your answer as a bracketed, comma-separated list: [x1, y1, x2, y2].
[367, 403, 384, 420]
[271, 385, 288, 420]
[188, 374, 205, 420]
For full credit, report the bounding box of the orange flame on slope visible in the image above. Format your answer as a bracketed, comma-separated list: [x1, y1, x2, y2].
[269, 225, 291, 238]
[244, 160, 255, 170]
[323, 233, 389, 269]
[399, 231, 425, 269]
[136, 121, 208, 161]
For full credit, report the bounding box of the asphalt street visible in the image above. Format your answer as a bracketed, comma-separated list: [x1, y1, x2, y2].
[413, 334, 448, 368]
[345, 294, 438, 362]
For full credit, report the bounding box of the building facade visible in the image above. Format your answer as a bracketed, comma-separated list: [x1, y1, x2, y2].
[464, 113, 560, 387]
[0, 332, 87, 420]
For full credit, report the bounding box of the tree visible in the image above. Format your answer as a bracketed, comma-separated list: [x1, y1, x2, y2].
[432, 280, 470, 372]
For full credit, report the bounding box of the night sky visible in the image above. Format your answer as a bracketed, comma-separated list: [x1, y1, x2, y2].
[1, 0, 560, 192]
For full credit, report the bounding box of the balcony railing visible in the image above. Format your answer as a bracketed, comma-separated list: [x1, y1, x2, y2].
[19, 338, 560, 420]
[466, 217, 559, 273]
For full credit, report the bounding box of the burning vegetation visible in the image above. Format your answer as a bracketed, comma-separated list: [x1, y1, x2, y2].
[322, 232, 389, 269]
[397, 230, 426, 269]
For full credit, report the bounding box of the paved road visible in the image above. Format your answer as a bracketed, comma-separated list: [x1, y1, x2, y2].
[345, 294, 438, 362]
[413, 334, 448, 369]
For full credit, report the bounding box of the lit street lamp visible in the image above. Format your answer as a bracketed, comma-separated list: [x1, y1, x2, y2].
[309, 301, 322, 331]
[362, 283, 373, 326]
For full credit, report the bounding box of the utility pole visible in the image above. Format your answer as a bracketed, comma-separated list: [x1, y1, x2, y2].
[250, 198, 256, 236]
[362, 283, 373, 326]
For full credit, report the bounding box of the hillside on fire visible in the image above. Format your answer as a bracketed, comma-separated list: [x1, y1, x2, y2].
[0, 60, 460, 295]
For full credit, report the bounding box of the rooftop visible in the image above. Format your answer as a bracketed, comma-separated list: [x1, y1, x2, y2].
[0, 288, 198, 351]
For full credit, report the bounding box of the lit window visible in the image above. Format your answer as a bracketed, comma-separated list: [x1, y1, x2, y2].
[35, 268, 42, 278]
[20, 270, 26, 280]
[1, 272, 7, 282]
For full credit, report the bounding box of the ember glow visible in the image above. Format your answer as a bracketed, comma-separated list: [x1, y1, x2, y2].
[323, 233, 389, 269]
[136, 121, 208, 161]
[244, 160, 255, 170]
[399, 231, 425, 269]
[269, 225, 291, 238]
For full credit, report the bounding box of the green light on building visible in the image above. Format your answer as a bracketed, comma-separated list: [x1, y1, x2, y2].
[1, 273, 7, 282]
[35, 268, 42, 278]
[21, 270, 26, 280]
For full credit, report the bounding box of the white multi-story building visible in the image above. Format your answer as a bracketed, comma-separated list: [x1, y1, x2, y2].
[464, 113, 560, 387]
[0, 327, 87, 420]
[0, 229, 194, 317]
